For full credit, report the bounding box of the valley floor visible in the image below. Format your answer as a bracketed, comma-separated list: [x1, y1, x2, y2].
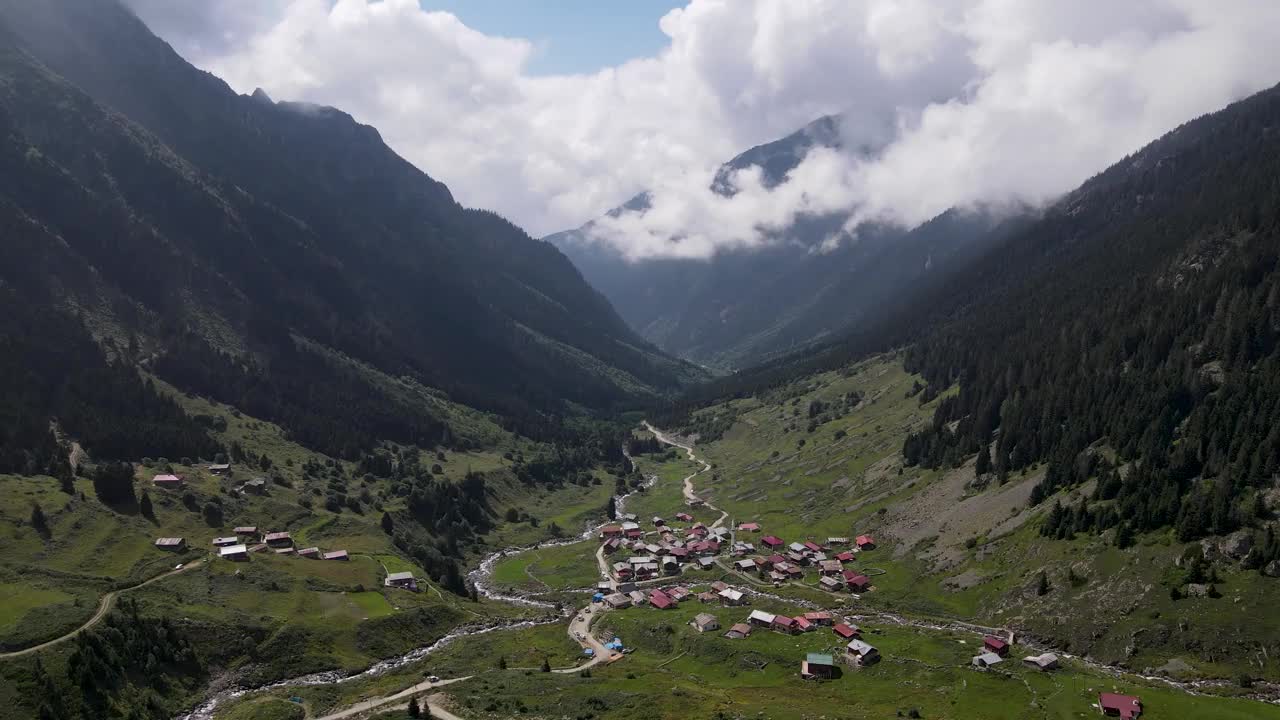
[203, 358, 1280, 719]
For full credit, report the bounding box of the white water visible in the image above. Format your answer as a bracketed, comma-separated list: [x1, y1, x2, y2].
[176, 446, 651, 719]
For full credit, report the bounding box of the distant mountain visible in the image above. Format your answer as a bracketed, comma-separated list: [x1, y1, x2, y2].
[548, 115, 1022, 369]
[0, 0, 703, 471]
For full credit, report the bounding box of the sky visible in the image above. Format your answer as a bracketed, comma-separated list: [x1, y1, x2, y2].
[125, 0, 1280, 258]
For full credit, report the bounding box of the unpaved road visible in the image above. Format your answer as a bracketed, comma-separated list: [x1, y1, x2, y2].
[310, 677, 470, 720]
[643, 422, 728, 528]
[0, 558, 206, 660]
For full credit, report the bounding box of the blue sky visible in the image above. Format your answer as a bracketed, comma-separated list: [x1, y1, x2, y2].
[423, 0, 687, 74]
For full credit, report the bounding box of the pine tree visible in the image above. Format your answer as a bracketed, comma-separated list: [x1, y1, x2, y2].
[381, 512, 394, 534]
[30, 503, 49, 538]
[407, 697, 421, 718]
[607, 495, 617, 520]
[1035, 570, 1049, 596]
[139, 491, 155, 522]
[498, 655, 507, 669]
[975, 445, 992, 477]
[541, 657, 552, 672]
[1115, 522, 1135, 549]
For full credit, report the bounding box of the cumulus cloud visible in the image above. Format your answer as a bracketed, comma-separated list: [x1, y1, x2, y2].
[127, 0, 1280, 258]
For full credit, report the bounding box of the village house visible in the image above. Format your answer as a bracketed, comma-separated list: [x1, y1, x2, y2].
[803, 540, 824, 553]
[724, 623, 752, 639]
[688, 525, 708, 538]
[242, 478, 267, 494]
[264, 531, 292, 547]
[844, 571, 871, 592]
[613, 562, 633, 579]
[783, 564, 804, 579]
[649, 589, 674, 609]
[219, 544, 249, 561]
[652, 516, 665, 526]
[983, 636, 1010, 657]
[384, 571, 417, 590]
[772, 615, 800, 635]
[731, 541, 755, 556]
[297, 547, 321, 558]
[846, 639, 880, 666]
[788, 542, 808, 554]
[827, 536, 850, 545]
[152, 474, 184, 489]
[675, 512, 694, 523]
[604, 593, 631, 609]
[234, 526, 258, 537]
[801, 653, 837, 679]
[273, 547, 295, 555]
[669, 547, 691, 562]
[711, 581, 729, 592]
[762, 535, 785, 550]
[663, 556, 680, 575]
[834, 551, 855, 563]
[646, 543, 663, 555]
[1022, 653, 1060, 671]
[597, 581, 613, 594]
[248, 543, 268, 553]
[620, 513, 638, 522]
[628, 590, 648, 606]
[667, 586, 692, 602]
[768, 570, 788, 584]
[786, 551, 808, 566]
[697, 556, 716, 570]
[748, 610, 775, 627]
[794, 616, 814, 632]
[738, 522, 761, 532]
[600, 525, 623, 539]
[833, 623, 860, 640]
[972, 652, 1004, 668]
[856, 534, 876, 550]
[154, 537, 185, 551]
[819, 576, 843, 592]
[819, 560, 844, 575]
[697, 591, 718, 603]
[208, 463, 231, 475]
[691, 613, 720, 632]
[804, 612, 833, 626]
[734, 559, 756, 573]
[210, 536, 238, 547]
[603, 538, 622, 554]
[685, 496, 705, 507]
[1098, 693, 1142, 719]
[323, 550, 349, 561]
[718, 588, 745, 605]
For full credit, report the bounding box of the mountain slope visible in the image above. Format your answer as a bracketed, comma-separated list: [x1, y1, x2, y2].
[0, 0, 701, 466]
[548, 116, 1021, 369]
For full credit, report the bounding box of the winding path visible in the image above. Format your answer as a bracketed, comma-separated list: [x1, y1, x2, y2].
[0, 558, 206, 660]
[643, 422, 728, 528]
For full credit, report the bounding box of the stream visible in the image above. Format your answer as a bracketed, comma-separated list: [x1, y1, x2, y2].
[175, 447, 650, 719]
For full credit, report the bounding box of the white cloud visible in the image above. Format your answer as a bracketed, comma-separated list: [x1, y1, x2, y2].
[127, 0, 1280, 257]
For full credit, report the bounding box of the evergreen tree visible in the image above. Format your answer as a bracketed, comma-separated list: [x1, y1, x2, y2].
[30, 503, 50, 538]
[381, 512, 394, 534]
[407, 697, 421, 718]
[607, 495, 618, 520]
[541, 657, 552, 672]
[1035, 570, 1049, 596]
[139, 491, 155, 522]
[498, 655, 507, 670]
[975, 445, 992, 477]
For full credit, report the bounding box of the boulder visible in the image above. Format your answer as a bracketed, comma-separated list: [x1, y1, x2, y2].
[1263, 560, 1280, 578]
[1221, 530, 1254, 560]
[1184, 583, 1211, 598]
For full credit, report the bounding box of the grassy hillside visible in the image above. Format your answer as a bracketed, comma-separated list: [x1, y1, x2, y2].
[656, 353, 1280, 686]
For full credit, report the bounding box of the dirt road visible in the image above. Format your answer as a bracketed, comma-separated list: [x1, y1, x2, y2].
[0, 558, 206, 660]
[310, 677, 470, 720]
[643, 422, 728, 528]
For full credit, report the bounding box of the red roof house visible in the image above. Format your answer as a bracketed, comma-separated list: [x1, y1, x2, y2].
[1098, 693, 1142, 719]
[762, 535, 785, 549]
[794, 616, 814, 632]
[152, 474, 184, 488]
[738, 522, 760, 532]
[772, 615, 799, 634]
[803, 540, 824, 553]
[832, 623, 860, 639]
[675, 512, 694, 522]
[856, 534, 876, 550]
[649, 590, 674, 609]
[834, 551, 855, 562]
[804, 611, 833, 625]
[845, 573, 871, 592]
[983, 635, 1010, 657]
[600, 525, 623, 538]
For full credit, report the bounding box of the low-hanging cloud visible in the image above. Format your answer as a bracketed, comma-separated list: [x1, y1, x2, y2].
[127, 0, 1280, 259]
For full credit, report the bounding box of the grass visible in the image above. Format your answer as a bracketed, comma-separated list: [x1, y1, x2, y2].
[489, 541, 601, 592]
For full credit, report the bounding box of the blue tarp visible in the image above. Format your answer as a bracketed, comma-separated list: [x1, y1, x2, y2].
[592, 593, 604, 601]
[583, 648, 595, 656]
